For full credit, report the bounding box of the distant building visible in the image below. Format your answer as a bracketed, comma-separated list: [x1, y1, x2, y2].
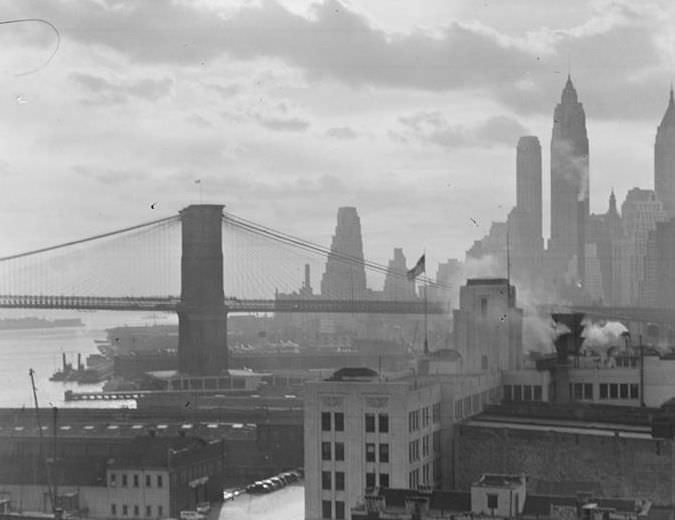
[321, 207, 368, 300]
[586, 190, 622, 304]
[382, 249, 415, 301]
[548, 75, 589, 290]
[509, 136, 544, 282]
[655, 87, 675, 218]
[611, 189, 666, 305]
[453, 279, 523, 373]
[465, 222, 507, 265]
[351, 473, 652, 520]
[648, 218, 675, 309]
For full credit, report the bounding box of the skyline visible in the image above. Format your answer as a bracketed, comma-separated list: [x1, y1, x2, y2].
[0, 0, 674, 270]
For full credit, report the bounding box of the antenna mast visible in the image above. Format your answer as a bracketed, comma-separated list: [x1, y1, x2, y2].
[29, 369, 56, 514]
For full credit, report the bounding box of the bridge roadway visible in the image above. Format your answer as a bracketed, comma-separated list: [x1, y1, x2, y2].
[0, 295, 446, 314]
[537, 304, 675, 325]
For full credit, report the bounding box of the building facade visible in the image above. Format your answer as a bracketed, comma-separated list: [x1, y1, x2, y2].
[655, 87, 675, 218]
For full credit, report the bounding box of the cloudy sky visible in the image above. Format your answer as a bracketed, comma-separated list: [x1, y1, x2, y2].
[0, 0, 673, 280]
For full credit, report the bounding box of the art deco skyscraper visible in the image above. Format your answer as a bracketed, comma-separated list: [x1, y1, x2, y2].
[549, 75, 589, 286]
[321, 207, 368, 299]
[655, 87, 675, 218]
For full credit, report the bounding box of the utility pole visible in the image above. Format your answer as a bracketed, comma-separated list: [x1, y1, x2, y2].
[639, 334, 645, 407]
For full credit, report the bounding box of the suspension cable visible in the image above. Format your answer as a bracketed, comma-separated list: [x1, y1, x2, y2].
[0, 215, 180, 262]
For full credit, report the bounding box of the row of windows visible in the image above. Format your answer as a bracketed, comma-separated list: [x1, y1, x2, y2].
[570, 382, 639, 401]
[454, 388, 498, 419]
[408, 403, 441, 433]
[503, 385, 543, 402]
[321, 412, 344, 432]
[365, 413, 389, 433]
[322, 500, 345, 520]
[322, 441, 345, 461]
[322, 471, 345, 491]
[110, 504, 163, 518]
[366, 443, 389, 463]
[408, 459, 441, 489]
[366, 472, 389, 489]
[109, 473, 163, 488]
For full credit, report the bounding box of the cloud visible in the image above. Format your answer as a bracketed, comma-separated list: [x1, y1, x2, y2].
[206, 83, 242, 98]
[325, 126, 358, 139]
[398, 111, 528, 149]
[255, 115, 310, 132]
[70, 72, 173, 105]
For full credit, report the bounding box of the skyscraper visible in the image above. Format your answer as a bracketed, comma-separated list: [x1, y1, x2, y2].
[321, 207, 368, 299]
[655, 87, 675, 218]
[382, 248, 414, 300]
[509, 136, 543, 280]
[549, 75, 589, 289]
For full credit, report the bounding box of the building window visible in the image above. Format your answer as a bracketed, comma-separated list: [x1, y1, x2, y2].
[133, 474, 139, 488]
[122, 505, 128, 517]
[514, 385, 523, 401]
[379, 473, 389, 488]
[533, 385, 543, 401]
[481, 298, 488, 317]
[379, 443, 389, 463]
[122, 474, 128, 487]
[366, 443, 376, 462]
[599, 384, 608, 399]
[145, 506, 152, 518]
[620, 384, 629, 399]
[481, 355, 488, 370]
[610, 384, 619, 399]
[111, 504, 117, 516]
[573, 383, 583, 400]
[423, 463, 430, 484]
[110, 473, 117, 487]
[504, 385, 513, 402]
[366, 472, 376, 489]
[422, 407, 430, 427]
[157, 475, 163, 488]
[433, 430, 441, 452]
[145, 474, 151, 487]
[432, 403, 440, 423]
[322, 471, 332, 490]
[487, 494, 499, 509]
[630, 384, 639, 399]
[335, 501, 345, 520]
[365, 413, 375, 433]
[321, 412, 331, 431]
[322, 500, 332, 520]
[322, 442, 332, 461]
[157, 506, 163, 517]
[584, 383, 593, 400]
[335, 471, 345, 491]
[523, 385, 532, 401]
[422, 435, 429, 457]
[334, 412, 344, 432]
[134, 505, 139, 517]
[379, 414, 389, 433]
[335, 442, 344, 461]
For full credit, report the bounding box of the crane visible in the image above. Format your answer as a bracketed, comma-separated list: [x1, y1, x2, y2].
[28, 369, 59, 516]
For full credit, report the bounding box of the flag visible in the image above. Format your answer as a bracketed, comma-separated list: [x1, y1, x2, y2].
[407, 254, 425, 281]
[194, 179, 201, 184]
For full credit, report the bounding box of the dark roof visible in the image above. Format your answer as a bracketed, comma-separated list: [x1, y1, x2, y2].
[375, 489, 470, 513]
[523, 495, 638, 517]
[467, 278, 509, 286]
[648, 506, 673, 520]
[531, 480, 603, 497]
[474, 474, 524, 488]
[326, 367, 379, 381]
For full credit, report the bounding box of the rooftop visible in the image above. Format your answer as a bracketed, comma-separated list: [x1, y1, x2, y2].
[473, 473, 525, 489]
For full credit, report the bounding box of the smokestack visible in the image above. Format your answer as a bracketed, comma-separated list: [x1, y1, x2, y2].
[62, 353, 66, 371]
[304, 264, 311, 291]
[77, 353, 82, 371]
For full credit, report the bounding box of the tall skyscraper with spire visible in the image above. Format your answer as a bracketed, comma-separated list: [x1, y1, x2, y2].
[549, 75, 589, 288]
[321, 207, 368, 299]
[655, 86, 675, 218]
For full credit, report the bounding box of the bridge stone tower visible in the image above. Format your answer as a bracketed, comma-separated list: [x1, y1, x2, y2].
[177, 204, 228, 375]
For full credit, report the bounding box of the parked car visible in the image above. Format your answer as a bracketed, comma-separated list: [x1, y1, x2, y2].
[179, 512, 205, 520]
[223, 490, 236, 502]
[269, 476, 285, 488]
[195, 503, 210, 514]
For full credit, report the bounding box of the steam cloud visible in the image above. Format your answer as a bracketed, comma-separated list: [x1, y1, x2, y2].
[581, 319, 628, 350]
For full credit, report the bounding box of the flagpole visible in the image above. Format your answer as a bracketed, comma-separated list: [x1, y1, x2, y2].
[423, 249, 428, 355]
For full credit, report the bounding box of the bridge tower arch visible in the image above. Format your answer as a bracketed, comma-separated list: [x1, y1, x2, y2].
[177, 205, 228, 375]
